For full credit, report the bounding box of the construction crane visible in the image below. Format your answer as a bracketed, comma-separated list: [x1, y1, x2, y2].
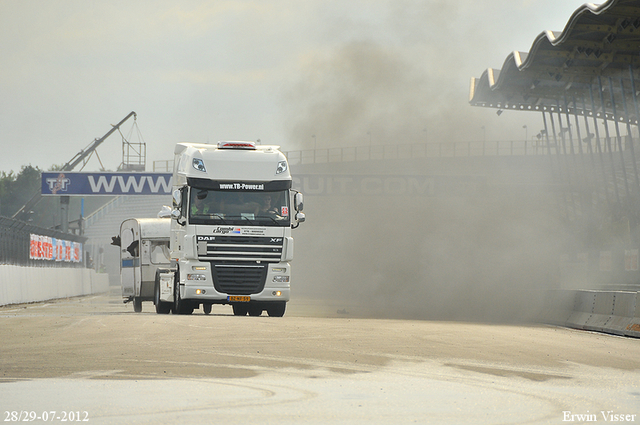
[12, 111, 137, 222]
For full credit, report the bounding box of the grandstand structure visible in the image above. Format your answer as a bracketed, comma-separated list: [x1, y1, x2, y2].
[470, 0, 640, 261]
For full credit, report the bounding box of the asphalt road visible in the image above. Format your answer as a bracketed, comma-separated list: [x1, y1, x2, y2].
[1, 292, 639, 424]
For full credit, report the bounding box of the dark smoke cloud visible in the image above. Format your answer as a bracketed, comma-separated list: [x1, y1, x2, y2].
[294, 177, 564, 323]
[281, 37, 538, 152]
[279, 0, 588, 151]
[281, 1, 589, 322]
[283, 41, 435, 148]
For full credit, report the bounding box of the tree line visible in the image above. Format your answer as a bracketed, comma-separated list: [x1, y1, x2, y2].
[0, 165, 42, 218]
[1, 165, 114, 230]
[0, 165, 71, 228]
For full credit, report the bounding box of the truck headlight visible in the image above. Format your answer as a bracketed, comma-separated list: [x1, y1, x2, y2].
[192, 158, 207, 172]
[187, 274, 207, 281]
[276, 160, 288, 174]
[272, 275, 289, 283]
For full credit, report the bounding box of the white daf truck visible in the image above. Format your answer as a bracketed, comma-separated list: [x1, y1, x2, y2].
[154, 141, 305, 316]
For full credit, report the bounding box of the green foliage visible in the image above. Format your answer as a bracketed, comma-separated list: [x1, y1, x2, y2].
[0, 165, 42, 217]
[48, 164, 66, 172]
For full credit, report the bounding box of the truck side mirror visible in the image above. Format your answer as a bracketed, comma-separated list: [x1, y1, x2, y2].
[157, 206, 172, 218]
[172, 188, 182, 208]
[291, 211, 305, 229]
[172, 188, 186, 225]
[294, 192, 304, 211]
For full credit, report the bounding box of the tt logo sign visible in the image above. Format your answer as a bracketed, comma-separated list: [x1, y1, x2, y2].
[41, 172, 173, 196]
[45, 174, 71, 194]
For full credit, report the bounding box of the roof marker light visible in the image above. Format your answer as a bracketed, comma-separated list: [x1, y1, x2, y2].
[217, 141, 256, 150]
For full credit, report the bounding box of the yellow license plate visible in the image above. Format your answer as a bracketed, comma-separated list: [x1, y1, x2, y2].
[228, 295, 250, 302]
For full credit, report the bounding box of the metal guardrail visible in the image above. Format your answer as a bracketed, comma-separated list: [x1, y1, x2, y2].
[153, 159, 173, 172]
[151, 138, 640, 170]
[284, 140, 545, 165]
[152, 138, 637, 167]
[152, 140, 553, 171]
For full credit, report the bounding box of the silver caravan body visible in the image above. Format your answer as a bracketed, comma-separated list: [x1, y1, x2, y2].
[119, 218, 171, 312]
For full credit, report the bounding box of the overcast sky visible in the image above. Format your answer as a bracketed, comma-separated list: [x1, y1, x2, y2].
[0, 0, 589, 173]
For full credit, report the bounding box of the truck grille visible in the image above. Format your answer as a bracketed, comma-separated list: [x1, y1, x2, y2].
[197, 235, 283, 263]
[210, 264, 267, 295]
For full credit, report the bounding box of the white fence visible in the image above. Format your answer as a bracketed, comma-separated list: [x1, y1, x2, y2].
[0, 266, 109, 306]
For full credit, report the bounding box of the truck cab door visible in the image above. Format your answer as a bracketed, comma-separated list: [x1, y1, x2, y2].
[170, 187, 188, 259]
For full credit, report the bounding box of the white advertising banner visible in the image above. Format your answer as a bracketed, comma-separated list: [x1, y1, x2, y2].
[29, 234, 82, 263]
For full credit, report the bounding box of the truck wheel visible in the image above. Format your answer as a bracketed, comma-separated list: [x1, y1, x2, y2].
[266, 302, 286, 317]
[154, 280, 171, 314]
[203, 304, 212, 315]
[173, 272, 193, 315]
[248, 305, 263, 317]
[232, 304, 248, 316]
[133, 297, 142, 313]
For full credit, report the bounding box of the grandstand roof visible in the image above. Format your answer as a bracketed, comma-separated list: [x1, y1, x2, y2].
[469, 0, 640, 125]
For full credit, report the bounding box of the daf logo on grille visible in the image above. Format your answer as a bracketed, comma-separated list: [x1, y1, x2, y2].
[270, 238, 283, 243]
[197, 235, 216, 241]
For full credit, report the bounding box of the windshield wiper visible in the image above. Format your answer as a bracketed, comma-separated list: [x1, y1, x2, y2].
[256, 215, 282, 225]
[240, 216, 256, 225]
[211, 214, 228, 224]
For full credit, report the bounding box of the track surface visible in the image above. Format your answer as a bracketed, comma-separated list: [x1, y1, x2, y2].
[1, 292, 639, 424]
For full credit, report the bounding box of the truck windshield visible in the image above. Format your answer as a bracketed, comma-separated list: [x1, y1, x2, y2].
[188, 188, 291, 226]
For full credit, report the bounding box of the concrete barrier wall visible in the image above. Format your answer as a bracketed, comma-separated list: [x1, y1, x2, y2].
[565, 290, 597, 330]
[0, 265, 109, 306]
[542, 289, 640, 338]
[608, 292, 637, 336]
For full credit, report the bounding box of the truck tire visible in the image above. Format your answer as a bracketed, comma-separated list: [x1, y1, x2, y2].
[248, 305, 263, 317]
[203, 304, 212, 315]
[173, 270, 193, 315]
[154, 269, 172, 314]
[154, 280, 171, 314]
[266, 302, 286, 317]
[133, 297, 142, 313]
[232, 304, 248, 316]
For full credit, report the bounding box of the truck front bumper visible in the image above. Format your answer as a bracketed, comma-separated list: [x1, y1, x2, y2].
[179, 260, 291, 303]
